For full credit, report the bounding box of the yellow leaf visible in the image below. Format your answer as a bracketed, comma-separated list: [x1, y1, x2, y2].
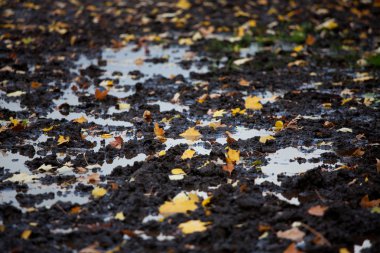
[154, 122, 165, 138]
[72, 116, 88, 124]
[209, 121, 225, 129]
[57, 135, 70, 145]
[181, 149, 196, 159]
[202, 197, 212, 207]
[118, 103, 131, 110]
[248, 19, 256, 27]
[293, 45, 303, 52]
[171, 168, 186, 175]
[231, 108, 246, 116]
[179, 127, 202, 141]
[159, 192, 199, 217]
[42, 126, 54, 132]
[9, 117, 20, 127]
[21, 229, 32, 240]
[178, 38, 193, 45]
[274, 120, 283, 131]
[341, 97, 353, 105]
[92, 187, 107, 198]
[339, 248, 350, 253]
[115, 212, 125, 221]
[259, 135, 275, 144]
[245, 96, 263, 110]
[197, 94, 208, 104]
[239, 79, 250, 86]
[178, 220, 210, 234]
[176, 0, 191, 10]
[226, 148, 240, 163]
[317, 18, 338, 30]
[101, 133, 113, 139]
[213, 109, 226, 118]
[158, 150, 166, 156]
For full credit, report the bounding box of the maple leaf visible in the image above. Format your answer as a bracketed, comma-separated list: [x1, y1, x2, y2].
[213, 109, 226, 118]
[178, 220, 210, 234]
[92, 187, 107, 198]
[259, 135, 275, 144]
[245, 96, 263, 110]
[179, 127, 202, 141]
[277, 227, 305, 242]
[159, 192, 199, 217]
[308, 205, 328, 217]
[57, 135, 70, 145]
[95, 88, 108, 100]
[109, 136, 123, 149]
[181, 149, 196, 159]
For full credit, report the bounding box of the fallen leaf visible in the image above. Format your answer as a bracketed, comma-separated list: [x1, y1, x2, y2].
[209, 121, 226, 129]
[92, 187, 107, 198]
[181, 149, 196, 159]
[360, 195, 380, 208]
[101, 133, 112, 139]
[176, 0, 191, 10]
[197, 94, 208, 103]
[7, 91, 26, 97]
[87, 173, 100, 184]
[57, 135, 70, 145]
[351, 148, 365, 157]
[171, 168, 186, 175]
[277, 227, 305, 242]
[143, 110, 152, 122]
[5, 173, 38, 183]
[231, 107, 246, 116]
[234, 57, 253, 66]
[95, 88, 108, 100]
[293, 45, 303, 52]
[376, 158, 380, 173]
[31, 81, 42, 89]
[115, 212, 125, 221]
[245, 96, 263, 110]
[337, 128, 352, 133]
[117, 103, 131, 110]
[159, 191, 199, 217]
[154, 122, 165, 138]
[339, 248, 350, 253]
[73, 116, 88, 124]
[284, 243, 303, 253]
[226, 148, 240, 163]
[42, 126, 54, 132]
[274, 120, 284, 131]
[308, 205, 328, 217]
[134, 58, 144, 66]
[222, 162, 235, 175]
[109, 136, 123, 149]
[179, 127, 202, 141]
[21, 229, 32, 240]
[239, 79, 250, 86]
[178, 220, 210, 234]
[316, 18, 338, 30]
[305, 34, 316, 46]
[259, 135, 276, 144]
[37, 164, 55, 172]
[158, 150, 166, 156]
[213, 109, 226, 118]
[225, 131, 237, 145]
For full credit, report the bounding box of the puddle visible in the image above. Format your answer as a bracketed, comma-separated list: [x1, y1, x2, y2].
[216, 126, 273, 145]
[256, 146, 337, 185]
[0, 151, 31, 174]
[148, 101, 189, 113]
[101, 153, 147, 174]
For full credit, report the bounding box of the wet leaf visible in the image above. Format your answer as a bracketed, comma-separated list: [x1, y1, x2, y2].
[158, 150, 166, 156]
[259, 135, 276, 144]
[72, 116, 88, 124]
[197, 94, 208, 103]
[274, 120, 284, 131]
[181, 149, 195, 159]
[226, 148, 240, 163]
[159, 192, 199, 217]
[109, 136, 123, 149]
[222, 162, 235, 175]
[176, 0, 191, 10]
[376, 158, 380, 173]
[21, 229, 32, 240]
[31, 81, 42, 89]
[95, 88, 108, 100]
[117, 103, 131, 110]
[171, 168, 186, 175]
[42, 126, 54, 132]
[277, 227, 305, 242]
[245, 96, 263, 110]
[213, 109, 226, 118]
[284, 243, 303, 253]
[308, 205, 328, 217]
[5, 173, 38, 183]
[115, 212, 125, 221]
[178, 220, 210, 234]
[337, 128, 352, 133]
[7, 91, 26, 97]
[209, 121, 226, 129]
[231, 107, 246, 116]
[360, 195, 380, 208]
[92, 187, 107, 198]
[101, 133, 112, 139]
[316, 18, 338, 30]
[154, 122, 165, 137]
[239, 79, 250, 86]
[57, 135, 70, 145]
[179, 127, 202, 141]
[87, 173, 100, 184]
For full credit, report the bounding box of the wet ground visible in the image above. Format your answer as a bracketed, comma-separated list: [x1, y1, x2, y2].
[1, 0, 380, 252]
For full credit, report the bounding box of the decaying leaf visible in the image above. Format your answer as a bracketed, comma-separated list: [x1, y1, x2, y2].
[245, 96, 263, 110]
[351, 148, 365, 157]
[179, 127, 202, 141]
[159, 191, 199, 217]
[308, 205, 328, 217]
[87, 173, 100, 184]
[178, 220, 210, 234]
[95, 88, 108, 100]
[181, 149, 196, 159]
[360, 195, 380, 208]
[109, 136, 123, 149]
[277, 227, 305, 242]
[57, 135, 70, 145]
[92, 187, 107, 198]
[259, 135, 276, 144]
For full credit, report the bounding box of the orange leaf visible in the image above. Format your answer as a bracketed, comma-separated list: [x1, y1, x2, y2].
[284, 243, 303, 253]
[277, 227, 305, 242]
[222, 162, 234, 175]
[154, 123, 165, 137]
[110, 136, 123, 149]
[360, 195, 380, 208]
[308, 205, 328, 217]
[95, 88, 108, 100]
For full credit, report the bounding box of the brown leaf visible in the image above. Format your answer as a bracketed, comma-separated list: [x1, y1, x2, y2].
[284, 243, 303, 253]
[94, 88, 108, 100]
[377, 158, 380, 173]
[87, 173, 100, 184]
[143, 110, 152, 122]
[225, 131, 237, 145]
[360, 195, 380, 208]
[222, 162, 234, 175]
[308, 205, 328, 217]
[109, 136, 123, 149]
[277, 227, 305, 242]
[351, 148, 365, 157]
[239, 79, 250, 86]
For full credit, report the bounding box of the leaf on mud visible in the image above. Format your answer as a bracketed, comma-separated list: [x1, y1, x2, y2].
[143, 110, 152, 122]
[159, 192, 199, 217]
[277, 227, 305, 242]
[213, 109, 226, 118]
[134, 58, 144, 66]
[351, 148, 365, 157]
[169, 168, 186, 180]
[316, 18, 338, 30]
[179, 127, 202, 141]
[341, 97, 353, 106]
[92, 187, 107, 198]
[197, 94, 208, 104]
[360, 195, 380, 208]
[7, 91, 26, 97]
[31, 81, 42, 89]
[209, 121, 226, 129]
[231, 108, 246, 116]
[95, 88, 108, 100]
[337, 128, 352, 133]
[233, 57, 253, 66]
[171, 168, 186, 175]
[57, 135, 70, 145]
[259, 135, 276, 144]
[37, 164, 55, 172]
[42, 126, 54, 132]
[109, 136, 123, 149]
[239, 79, 250, 86]
[308, 205, 328, 217]
[101, 133, 112, 139]
[87, 173, 100, 184]
[117, 103, 131, 110]
[181, 149, 195, 159]
[9, 117, 20, 127]
[245, 96, 263, 110]
[178, 220, 210, 234]
[284, 243, 303, 253]
[72, 116, 88, 124]
[21, 229, 32, 240]
[222, 162, 235, 175]
[154, 122, 165, 137]
[226, 148, 240, 163]
[274, 120, 284, 131]
[115, 212, 125, 221]
[225, 131, 237, 145]
[5, 173, 38, 183]
[176, 0, 191, 10]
